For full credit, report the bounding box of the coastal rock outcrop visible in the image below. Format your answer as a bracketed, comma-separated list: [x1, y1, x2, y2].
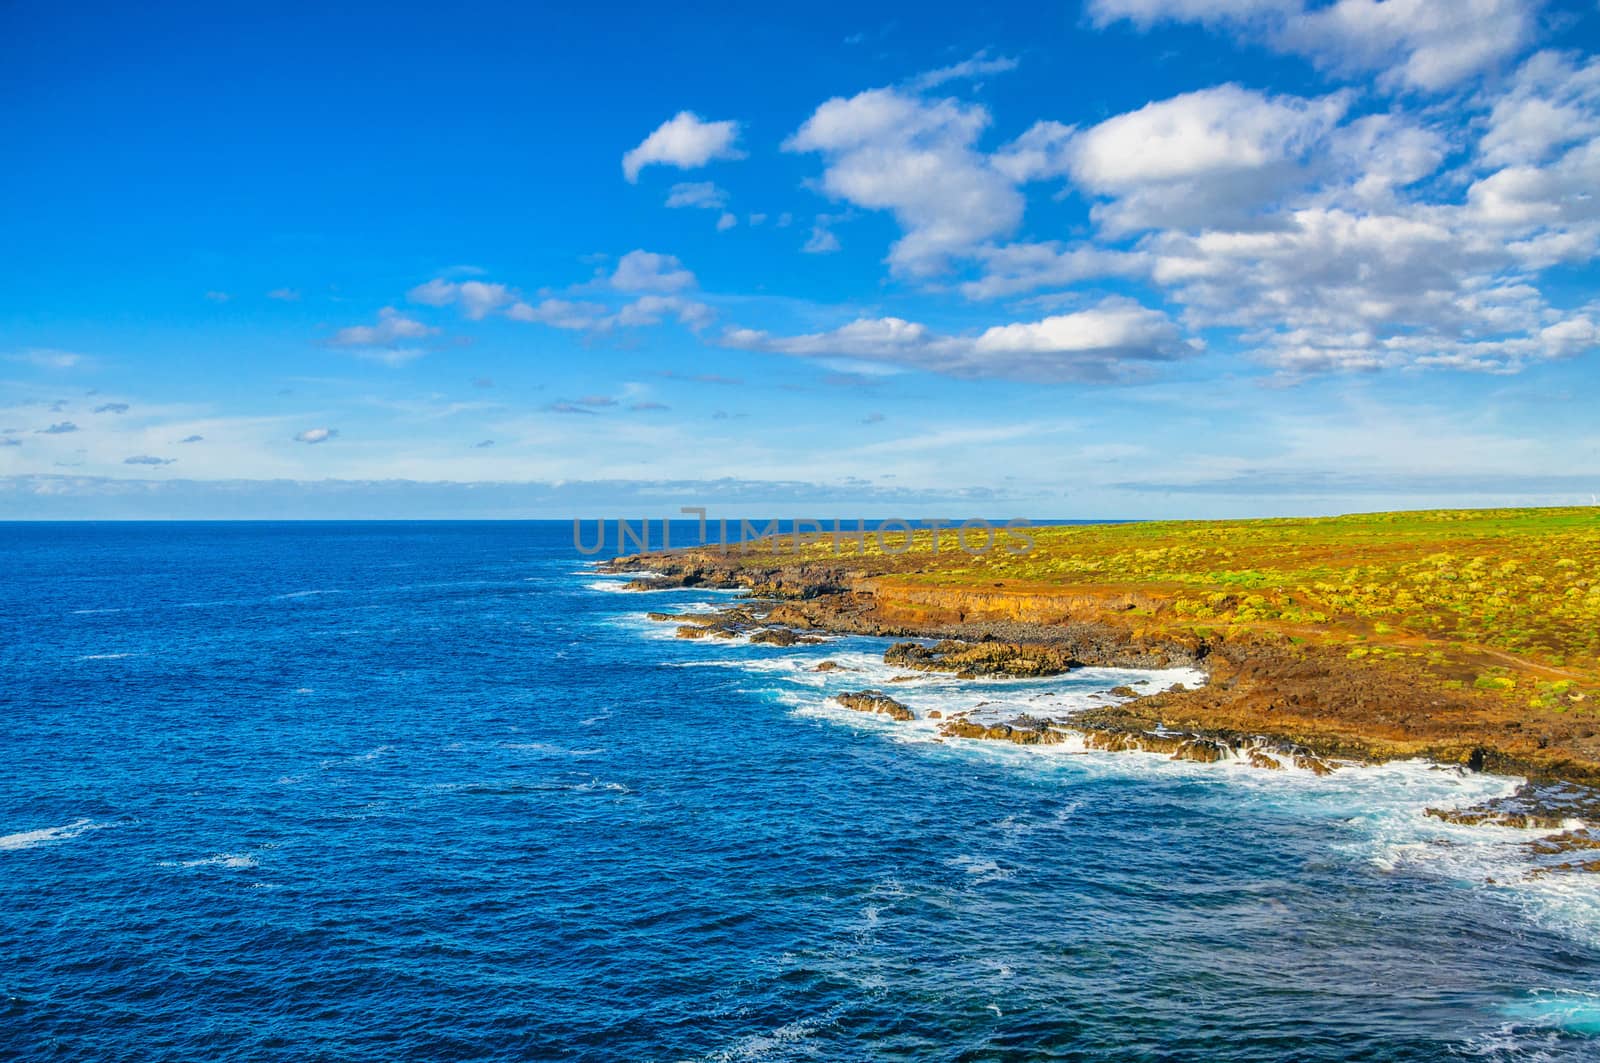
[836, 690, 916, 722]
[884, 639, 1082, 678]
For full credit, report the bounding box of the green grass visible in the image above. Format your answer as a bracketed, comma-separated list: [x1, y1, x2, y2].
[749, 507, 1600, 704]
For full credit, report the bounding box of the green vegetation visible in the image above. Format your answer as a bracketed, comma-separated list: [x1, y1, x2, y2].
[761, 507, 1600, 709]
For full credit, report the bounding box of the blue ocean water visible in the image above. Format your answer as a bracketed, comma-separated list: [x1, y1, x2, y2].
[3, 521, 1600, 1061]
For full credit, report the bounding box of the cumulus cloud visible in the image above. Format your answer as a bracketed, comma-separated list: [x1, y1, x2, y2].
[1089, 0, 1537, 92]
[622, 111, 745, 182]
[611, 294, 715, 330]
[722, 298, 1193, 381]
[1280, 0, 1536, 92]
[785, 88, 1024, 276]
[330, 307, 437, 347]
[1478, 49, 1600, 167]
[949, 33, 1600, 377]
[123, 455, 175, 466]
[406, 279, 513, 320]
[294, 428, 338, 444]
[505, 298, 608, 329]
[962, 242, 1150, 299]
[1145, 203, 1597, 373]
[401, 259, 710, 336]
[610, 250, 697, 292]
[37, 422, 79, 434]
[1065, 84, 1350, 235]
[93, 402, 130, 414]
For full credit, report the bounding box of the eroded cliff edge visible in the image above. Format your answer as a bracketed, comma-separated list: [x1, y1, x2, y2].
[601, 531, 1600, 789]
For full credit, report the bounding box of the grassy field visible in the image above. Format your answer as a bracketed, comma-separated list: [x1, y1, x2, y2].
[757, 507, 1600, 712]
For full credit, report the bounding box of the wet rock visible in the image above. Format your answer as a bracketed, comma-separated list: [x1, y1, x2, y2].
[1108, 685, 1139, 698]
[1528, 830, 1600, 856]
[1174, 739, 1226, 764]
[928, 710, 943, 719]
[1424, 807, 1569, 830]
[751, 627, 800, 646]
[1248, 751, 1283, 770]
[940, 719, 989, 740]
[1292, 754, 1336, 776]
[836, 690, 915, 722]
[624, 574, 701, 591]
[814, 660, 844, 673]
[1081, 729, 1187, 756]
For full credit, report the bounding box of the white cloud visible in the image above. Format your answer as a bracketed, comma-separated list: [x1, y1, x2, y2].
[1479, 50, 1600, 167]
[610, 250, 697, 292]
[991, 121, 1077, 183]
[266, 288, 301, 301]
[622, 111, 745, 183]
[1066, 84, 1350, 235]
[1145, 203, 1599, 373]
[803, 225, 841, 254]
[716, 211, 738, 232]
[611, 295, 715, 331]
[505, 298, 608, 329]
[906, 49, 1020, 91]
[665, 181, 728, 209]
[1090, 0, 1538, 92]
[1088, 0, 1290, 29]
[784, 88, 1024, 276]
[405, 279, 513, 320]
[1280, 0, 1537, 92]
[961, 242, 1150, 299]
[329, 308, 437, 347]
[294, 428, 338, 444]
[721, 298, 1192, 381]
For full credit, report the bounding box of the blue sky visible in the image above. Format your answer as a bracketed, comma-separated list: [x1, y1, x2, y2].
[3, 0, 1599, 519]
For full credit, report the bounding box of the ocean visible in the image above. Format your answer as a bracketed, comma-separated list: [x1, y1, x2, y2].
[3, 521, 1599, 1061]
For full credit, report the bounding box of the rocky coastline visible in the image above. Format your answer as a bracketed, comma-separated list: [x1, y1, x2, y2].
[602, 544, 1600, 867]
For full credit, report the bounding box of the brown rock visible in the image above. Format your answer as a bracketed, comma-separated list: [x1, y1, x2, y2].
[836, 690, 915, 722]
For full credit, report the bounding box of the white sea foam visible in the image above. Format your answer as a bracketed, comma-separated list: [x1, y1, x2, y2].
[501, 741, 603, 757]
[273, 589, 343, 601]
[610, 587, 1600, 953]
[162, 852, 260, 870]
[77, 652, 134, 661]
[677, 629, 1600, 950]
[0, 818, 111, 852]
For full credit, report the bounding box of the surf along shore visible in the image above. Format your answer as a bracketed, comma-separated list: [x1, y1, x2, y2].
[604, 507, 1600, 860]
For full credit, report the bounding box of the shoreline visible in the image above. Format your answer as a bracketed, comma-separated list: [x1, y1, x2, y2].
[599, 537, 1600, 859]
